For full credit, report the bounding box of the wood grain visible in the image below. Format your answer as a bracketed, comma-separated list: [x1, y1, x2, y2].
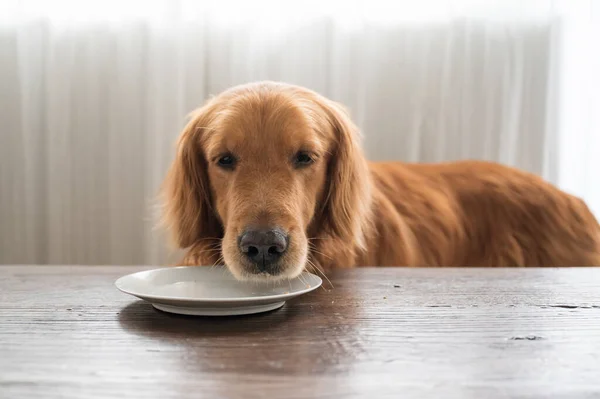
[1, 266, 600, 399]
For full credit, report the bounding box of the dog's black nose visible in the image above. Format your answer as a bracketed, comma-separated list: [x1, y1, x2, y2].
[238, 229, 288, 272]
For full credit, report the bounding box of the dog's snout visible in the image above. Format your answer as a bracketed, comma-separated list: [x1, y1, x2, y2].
[238, 229, 288, 272]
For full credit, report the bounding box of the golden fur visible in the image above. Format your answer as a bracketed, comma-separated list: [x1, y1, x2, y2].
[161, 81, 600, 279]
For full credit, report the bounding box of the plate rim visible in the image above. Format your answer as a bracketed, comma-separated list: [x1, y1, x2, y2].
[115, 265, 323, 304]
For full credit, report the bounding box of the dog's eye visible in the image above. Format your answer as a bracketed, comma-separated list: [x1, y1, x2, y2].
[217, 154, 237, 169]
[293, 151, 314, 167]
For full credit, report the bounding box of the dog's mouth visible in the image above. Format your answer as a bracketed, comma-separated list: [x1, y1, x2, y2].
[236, 268, 298, 282]
[221, 228, 309, 281]
[225, 255, 307, 281]
[222, 239, 308, 281]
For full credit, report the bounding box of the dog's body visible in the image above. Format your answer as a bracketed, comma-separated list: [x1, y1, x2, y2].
[333, 160, 600, 268]
[164, 82, 600, 278]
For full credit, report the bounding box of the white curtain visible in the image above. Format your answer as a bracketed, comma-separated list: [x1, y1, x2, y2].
[1, 0, 598, 265]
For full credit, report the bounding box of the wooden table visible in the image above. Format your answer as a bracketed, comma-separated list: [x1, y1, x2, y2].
[1, 266, 600, 399]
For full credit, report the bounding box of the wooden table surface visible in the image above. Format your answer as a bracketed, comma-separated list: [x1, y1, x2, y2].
[1, 266, 600, 399]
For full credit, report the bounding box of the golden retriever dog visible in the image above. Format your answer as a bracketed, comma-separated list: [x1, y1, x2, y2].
[161, 81, 600, 280]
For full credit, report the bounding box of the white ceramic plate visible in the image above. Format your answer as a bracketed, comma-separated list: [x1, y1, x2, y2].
[115, 266, 322, 316]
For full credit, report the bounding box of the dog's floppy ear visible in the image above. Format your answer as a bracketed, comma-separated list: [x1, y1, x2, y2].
[160, 101, 222, 249]
[317, 98, 372, 251]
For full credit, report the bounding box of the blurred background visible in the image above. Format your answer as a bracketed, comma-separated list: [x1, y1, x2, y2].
[1, 0, 598, 265]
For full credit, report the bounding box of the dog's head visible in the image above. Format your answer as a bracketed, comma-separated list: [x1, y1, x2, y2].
[161, 82, 371, 280]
